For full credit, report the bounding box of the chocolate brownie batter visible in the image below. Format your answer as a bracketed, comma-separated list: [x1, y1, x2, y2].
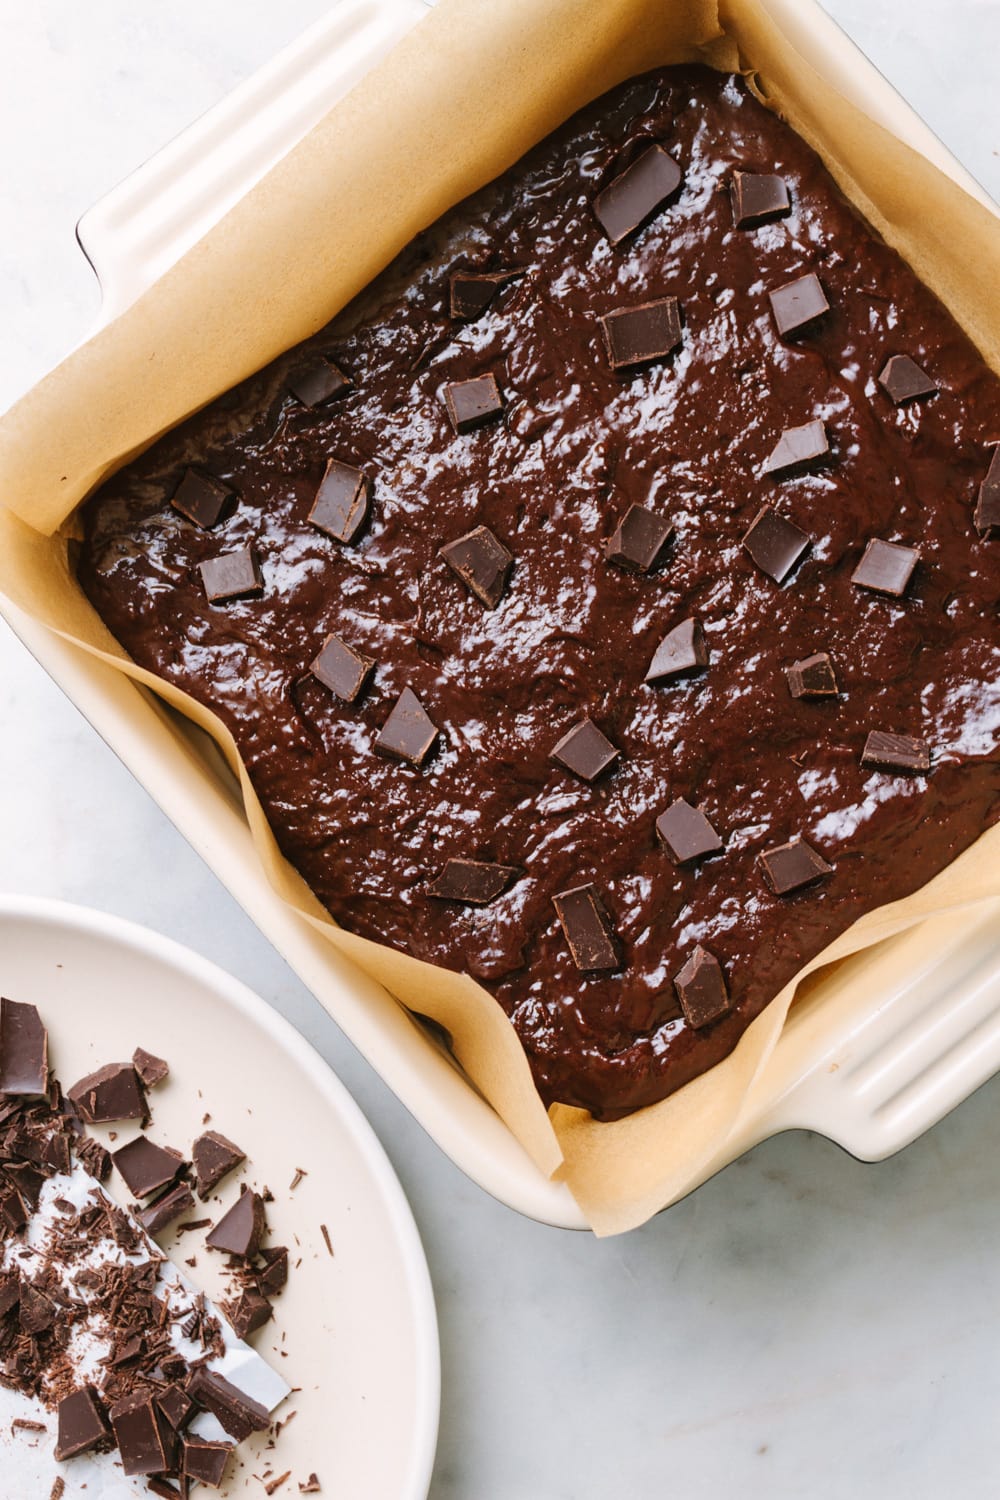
[78, 68, 1000, 1119]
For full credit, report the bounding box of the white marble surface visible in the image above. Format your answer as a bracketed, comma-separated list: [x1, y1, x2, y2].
[1, 4, 999, 1496]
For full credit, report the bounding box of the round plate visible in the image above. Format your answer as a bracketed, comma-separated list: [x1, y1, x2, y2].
[0, 895, 439, 1498]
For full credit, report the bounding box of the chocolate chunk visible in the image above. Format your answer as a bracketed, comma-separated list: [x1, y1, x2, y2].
[761, 419, 830, 476]
[600, 297, 682, 369]
[439, 525, 514, 608]
[206, 1187, 266, 1259]
[110, 1332, 144, 1367]
[191, 1131, 245, 1200]
[742, 505, 811, 584]
[443, 374, 504, 434]
[138, 1182, 195, 1236]
[730, 170, 791, 228]
[132, 1047, 169, 1089]
[656, 799, 723, 865]
[187, 1368, 271, 1441]
[552, 884, 621, 972]
[604, 503, 673, 573]
[375, 688, 439, 767]
[112, 1137, 186, 1198]
[768, 272, 829, 337]
[156, 1384, 194, 1433]
[308, 459, 371, 545]
[674, 947, 731, 1028]
[785, 652, 839, 698]
[878, 354, 938, 406]
[170, 468, 235, 530]
[199, 547, 263, 604]
[426, 859, 518, 905]
[861, 730, 931, 773]
[182, 1436, 233, 1487]
[593, 144, 683, 244]
[225, 1289, 273, 1340]
[851, 537, 919, 596]
[310, 633, 375, 703]
[75, 1136, 112, 1182]
[645, 618, 708, 683]
[300, 1477, 322, 1494]
[54, 1387, 107, 1461]
[449, 270, 515, 321]
[68, 1063, 147, 1124]
[287, 358, 350, 409]
[974, 447, 1000, 537]
[256, 1246, 289, 1298]
[0, 1275, 20, 1321]
[0, 998, 48, 1096]
[759, 836, 833, 895]
[19, 1283, 55, 1333]
[110, 1393, 172, 1477]
[549, 717, 620, 783]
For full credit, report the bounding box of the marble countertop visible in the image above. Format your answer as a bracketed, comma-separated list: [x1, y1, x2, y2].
[1, 3, 999, 1495]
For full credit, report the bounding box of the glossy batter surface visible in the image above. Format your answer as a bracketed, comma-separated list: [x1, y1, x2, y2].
[79, 69, 1000, 1118]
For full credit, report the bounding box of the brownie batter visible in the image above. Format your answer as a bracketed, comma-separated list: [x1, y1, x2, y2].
[78, 68, 1000, 1119]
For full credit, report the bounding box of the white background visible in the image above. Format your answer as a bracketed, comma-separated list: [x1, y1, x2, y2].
[2, 3, 999, 1496]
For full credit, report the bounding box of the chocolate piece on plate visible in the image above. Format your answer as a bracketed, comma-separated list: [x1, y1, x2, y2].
[761, 419, 829, 476]
[785, 652, 838, 699]
[656, 798, 724, 865]
[742, 505, 811, 584]
[156, 1383, 194, 1433]
[75, 1136, 112, 1182]
[759, 836, 833, 895]
[225, 1289, 273, 1340]
[287, 357, 351, 409]
[68, 1062, 147, 1124]
[768, 272, 829, 337]
[187, 1368, 271, 1441]
[449, 271, 515, 321]
[600, 297, 682, 369]
[439, 524, 514, 608]
[593, 144, 683, 244]
[308, 459, 371, 545]
[674, 947, 731, 1028]
[0, 997, 48, 1096]
[110, 1393, 172, 1477]
[170, 468, 235, 530]
[861, 730, 931, 774]
[974, 447, 1000, 537]
[645, 617, 709, 683]
[375, 688, 439, 767]
[206, 1187, 266, 1259]
[192, 1130, 246, 1200]
[138, 1182, 195, 1236]
[54, 1386, 107, 1461]
[878, 355, 937, 406]
[182, 1436, 233, 1487]
[132, 1047, 169, 1090]
[426, 859, 518, 905]
[730, 170, 790, 228]
[549, 717, 620, 783]
[851, 538, 919, 596]
[199, 547, 263, 604]
[604, 503, 673, 573]
[310, 633, 375, 703]
[552, 884, 621, 972]
[443, 374, 505, 434]
[256, 1246, 290, 1297]
[112, 1136, 186, 1198]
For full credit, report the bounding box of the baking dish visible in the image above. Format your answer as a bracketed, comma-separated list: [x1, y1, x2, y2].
[3, 0, 1000, 1230]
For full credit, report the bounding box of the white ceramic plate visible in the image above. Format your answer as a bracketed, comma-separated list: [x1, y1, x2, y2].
[0, 895, 439, 1499]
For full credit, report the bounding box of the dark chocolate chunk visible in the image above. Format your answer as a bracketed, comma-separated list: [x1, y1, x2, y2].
[375, 687, 439, 767]
[131, 1047, 168, 1090]
[674, 947, 731, 1028]
[54, 1387, 107, 1461]
[287, 358, 351, 409]
[656, 799, 723, 865]
[170, 468, 235, 530]
[604, 503, 673, 574]
[742, 505, 811, 584]
[308, 459, 371, 545]
[0, 997, 48, 1096]
[187, 1368, 271, 1441]
[19, 1283, 55, 1333]
[182, 1436, 233, 1487]
[0, 1275, 20, 1321]
[449, 271, 515, 321]
[439, 524, 514, 608]
[300, 1477, 322, 1494]
[192, 1131, 246, 1200]
[851, 537, 919, 596]
[552, 884, 621, 972]
[443, 374, 504, 434]
[768, 272, 829, 337]
[199, 547, 263, 604]
[138, 1182, 196, 1236]
[75, 1135, 112, 1182]
[109, 1332, 144, 1368]
[878, 354, 938, 406]
[974, 447, 1000, 537]
[645, 618, 708, 683]
[730, 170, 791, 228]
[310, 633, 375, 703]
[256, 1246, 289, 1298]
[112, 1136, 186, 1198]
[600, 297, 682, 369]
[426, 859, 518, 905]
[206, 1187, 266, 1259]
[593, 144, 683, 244]
[549, 717, 620, 783]
[861, 730, 931, 773]
[785, 652, 839, 698]
[109, 1394, 171, 1477]
[761, 419, 829, 476]
[68, 1063, 147, 1124]
[759, 836, 833, 895]
[156, 1384, 194, 1433]
[225, 1289, 273, 1340]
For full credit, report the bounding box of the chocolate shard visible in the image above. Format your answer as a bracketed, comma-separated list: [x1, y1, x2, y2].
[552, 884, 621, 972]
[730, 170, 791, 228]
[287, 357, 351, 409]
[645, 618, 709, 683]
[54, 1386, 108, 1461]
[593, 143, 683, 245]
[206, 1187, 266, 1259]
[170, 468, 235, 530]
[109, 1393, 172, 1477]
[785, 652, 839, 699]
[439, 524, 514, 608]
[138, 1181, 196, 1236]
[974, 447, 1000, 538]
[300, 1477, 322, 1494]
[187, 1368, 271, 1442]
[75, 1136, 112, 1182]
[674, 947, 731, 1028]
[375, 687, 439, 768]
[549, 717, 620, 783]
[604, 503, 673, 574]
[656, 799, 723, 865]
[443, 374, 505, 434]
[199, 547, 263, 604]
[182, 1436, 233, 1487]
[878, 354, 938, 406]
[861, 730, 931, 774]
[768, 272, 829, 337]
[112, 1136, 186, 1198]
[310, 633, 375, 703]
[426, 859, 519, 905]
[256, 1246, 289, 1298]
[851, 537, 919, 597]
[308, 459, 372, 545]
[192, 1130, 246, 1201]
[0, 1274, 20, 1320]
[132, 1047, 169, 1090]
[759, 836, 833, 895]
[600, 297, 682, 370]
[449, 270, 515, 321]
[225, 1289, 273, 1340]
[761, 418, 829, 476]
[19, 1282, 56, 1333]
[742, 505, 811, 584]
[0, 998, 48, 1096]
[156, 1383, 194, 1434]
[68, 1063, 147, 1124]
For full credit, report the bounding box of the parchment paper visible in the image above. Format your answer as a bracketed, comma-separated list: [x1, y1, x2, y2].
[2, 0, 999, 1234]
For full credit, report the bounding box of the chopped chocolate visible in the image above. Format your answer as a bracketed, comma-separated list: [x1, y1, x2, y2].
[132, 1047, 169, 1089]
[374, 687, 439, 767]
[307, 459, 371, 545]
[552, 884, 621, 972]
[109, 1331, 144, 1367]
[549, 717, 620, 783]
[112, 1136, 186, 1198]
[182, 1436, 233, 1487]
[730, 170, 790, 228]
[109, 1393, 172, 1476]
[192, 1130, 246, 1200]
[974, 447, 1000, 537]
[225, 1289, 273, 1340]
[439, 524, 514, 608]
[600, 296, 682, 369]
[655, 799, 723, 865]
[449, 271, 514, 321]
[878, 354, 938, 405]
[742, 505, 811, 584]
[256, 1246, 290, 1298]
[0, 998, 48, 1096]
[138, 1182, 196, 1235]
[593, 143, 683, 244]
[644, 618, 708, 683]
[320, 1223, 334, 1257]
[761, 418, 829, 476]
[287, 358, 350, 409]
[265, 1475, 293, 1497]
[199, 547, 263, 604]
[300, 1477, 322, 1494]
[156, 1383, 194, 1433]
[18, 1282, 55, 1333]
[759, 836, 833, 895]
[604, 503, 673, 573]
[50, 1481, 66, 1500]
[785, 652, 839, 699]
[206, 1188, 266, 1259]
[170, 468, 234, 530]
[768, 271, 829, 337]
[187, 1368, 271, 1441]
[310, 633, 375, 702]
[674, 947, 731, 1028]
[54, 1386, 107, 1461]
[851, 537, 919, 597]
[443, 373, 504, 434]
[0, 1274, 19, 1319]
[75, 1135, 112, 1182]
[426, 859, 518, 905]
[861, 730, 931, 774]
